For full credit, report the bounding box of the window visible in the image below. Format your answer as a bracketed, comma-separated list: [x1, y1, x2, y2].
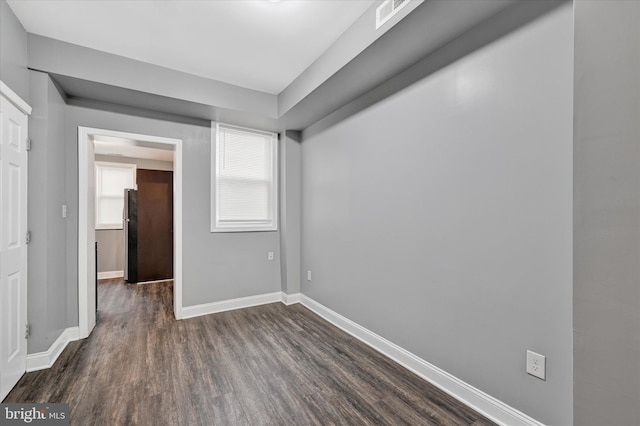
[211, 122, 278, 232]
[95, 161, 136, 229]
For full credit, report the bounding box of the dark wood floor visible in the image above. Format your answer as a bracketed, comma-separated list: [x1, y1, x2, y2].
[4, 279, 495, 425]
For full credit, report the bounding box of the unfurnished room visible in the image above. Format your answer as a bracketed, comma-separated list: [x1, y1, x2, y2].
[0, 1, 639, 425]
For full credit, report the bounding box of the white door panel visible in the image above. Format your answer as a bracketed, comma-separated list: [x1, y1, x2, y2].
[0, 91, 29, 401]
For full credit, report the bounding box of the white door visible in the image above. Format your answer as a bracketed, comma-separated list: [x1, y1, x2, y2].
[0, 85, 29, 401]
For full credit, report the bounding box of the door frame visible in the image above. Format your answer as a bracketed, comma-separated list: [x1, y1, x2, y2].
[78, 127, 184, 339]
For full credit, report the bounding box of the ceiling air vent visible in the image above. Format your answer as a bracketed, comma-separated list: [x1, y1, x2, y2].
[376, 0, 411, 29]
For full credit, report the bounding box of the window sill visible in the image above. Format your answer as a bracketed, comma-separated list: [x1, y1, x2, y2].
[211, 226, 278, 233]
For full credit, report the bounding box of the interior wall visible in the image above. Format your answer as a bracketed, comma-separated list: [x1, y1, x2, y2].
[94, 154, 173, 274]
[27, 70, 69, 353]
[0, 0, 28, 100]
[573, 1, 640, 425]
[279, 131, 302, 295]
[65, 104, 282, 313]
[300, 4, 573, 425]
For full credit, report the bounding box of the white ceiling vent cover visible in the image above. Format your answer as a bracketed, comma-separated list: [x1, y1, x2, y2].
[376, 0, 411, 29]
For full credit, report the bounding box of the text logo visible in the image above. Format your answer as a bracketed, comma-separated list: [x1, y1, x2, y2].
[1, 404, 69, 425]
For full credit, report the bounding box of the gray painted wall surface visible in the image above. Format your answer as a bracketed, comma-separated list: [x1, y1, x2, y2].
[65, 105, 281, 311]
[27, 71, 69, 353]
[301, 5, 573, 425]
[0, 0, 28, 100]
[573, 2, 640, 425]
[279, 132, 302, 294]
[94, 154, 174, 274]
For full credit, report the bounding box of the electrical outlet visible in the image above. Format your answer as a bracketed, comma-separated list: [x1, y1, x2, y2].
[268, 251, 274, 261]
[307, 270, 312, 282]
[62, 204, 67, 218]
[526, 350, 546, 380]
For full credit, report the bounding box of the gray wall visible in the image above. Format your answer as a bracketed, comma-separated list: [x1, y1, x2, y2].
[0, 0, 28, 100]
[279, 132, 302, 294]
[65, 105, 281, 310]
[94, 154, 174, 274]
[27, 71, 69, 353]
[573, 1, 640, 425]
[300, 4, 573, 425]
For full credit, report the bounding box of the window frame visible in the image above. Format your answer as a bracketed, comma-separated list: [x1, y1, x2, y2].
[211, 122, 279, 233]
[94, 161, 137, 230]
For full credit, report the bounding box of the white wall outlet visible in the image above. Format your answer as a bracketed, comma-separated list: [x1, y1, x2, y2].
[307, 270, 312, 282]
[526, 350, 546, 380]
[62, 204, 67, 218]
[268, 251, 274, 261]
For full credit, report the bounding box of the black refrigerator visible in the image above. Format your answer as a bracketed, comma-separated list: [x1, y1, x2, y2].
[124, 188, 137, 283]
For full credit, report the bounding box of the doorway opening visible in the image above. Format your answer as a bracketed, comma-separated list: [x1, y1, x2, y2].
[78, 127, 184, 339]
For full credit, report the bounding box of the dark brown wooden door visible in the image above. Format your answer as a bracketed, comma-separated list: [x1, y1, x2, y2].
[136, 169, 173, 282]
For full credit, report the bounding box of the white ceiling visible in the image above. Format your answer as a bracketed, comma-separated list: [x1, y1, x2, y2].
[7, 0, 375, 95]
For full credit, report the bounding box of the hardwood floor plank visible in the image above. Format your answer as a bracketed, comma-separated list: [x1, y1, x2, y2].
[208, 392, 250, 426]
[373, 395, 435, 426]
[3, 279, 496, 426]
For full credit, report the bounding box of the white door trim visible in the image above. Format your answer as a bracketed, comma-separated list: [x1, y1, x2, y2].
[0, 81, 32, 116]
[78, 127, 184, 339]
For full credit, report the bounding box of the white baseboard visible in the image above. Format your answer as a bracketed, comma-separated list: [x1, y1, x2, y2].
[181, 291, 283, 319]
[299, 295, 544, 426]
[135, 279, 173, 285]
[97, 270, 123, 280]
[280, 292, 301, 305]
[26, 327, 80, 372]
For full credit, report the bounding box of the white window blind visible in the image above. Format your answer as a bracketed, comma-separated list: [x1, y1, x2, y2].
[212, 123, 278, 232]
[95, 162, 136, 229]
